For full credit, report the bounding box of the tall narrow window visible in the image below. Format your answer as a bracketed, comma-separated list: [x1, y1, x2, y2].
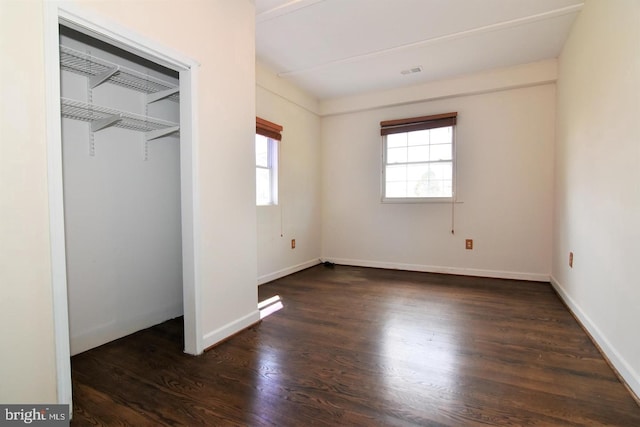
[381, 112, 456, 202]
[256, 117, 282, 206]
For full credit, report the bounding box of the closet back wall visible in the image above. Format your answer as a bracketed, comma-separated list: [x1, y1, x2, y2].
[60, 33, 182, 355]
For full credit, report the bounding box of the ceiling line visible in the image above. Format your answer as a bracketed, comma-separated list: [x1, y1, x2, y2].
[256, 0, 326, 24]
[276, 3, 584, 78]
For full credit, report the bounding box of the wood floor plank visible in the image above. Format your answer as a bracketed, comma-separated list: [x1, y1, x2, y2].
[71, 265, 640, 426]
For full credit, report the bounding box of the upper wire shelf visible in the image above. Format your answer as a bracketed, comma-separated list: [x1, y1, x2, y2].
[60, 45, 180, 102]
[61, 97, 179, 139]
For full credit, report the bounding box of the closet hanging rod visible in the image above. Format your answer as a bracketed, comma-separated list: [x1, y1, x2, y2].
[61, 98, 180, 135]
[60, 45, 180, 102]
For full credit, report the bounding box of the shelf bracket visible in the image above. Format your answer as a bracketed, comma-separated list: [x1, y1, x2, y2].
[89, 66, 119, 89]
[91, 114, 122, 132]
[147, 88, 179, 104]
[143, 126, 180, 161]
[145, 126, 180, 141]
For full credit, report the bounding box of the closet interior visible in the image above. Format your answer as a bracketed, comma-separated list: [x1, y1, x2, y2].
[59, 27, 183, 355]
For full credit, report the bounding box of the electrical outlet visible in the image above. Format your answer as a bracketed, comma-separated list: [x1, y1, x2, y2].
[291, 239, 296, 249]
[569, 251, 573, 268]
[465, 239, 473, 250]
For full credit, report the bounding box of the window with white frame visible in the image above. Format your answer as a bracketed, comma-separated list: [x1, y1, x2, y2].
[256, 117, 282, 206]
[381, 112, 457, 202]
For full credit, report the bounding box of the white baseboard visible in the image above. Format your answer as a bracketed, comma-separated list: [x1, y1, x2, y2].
[322, 257, 549, 282]
[70, 303, 183, 355]
[258, 258, 322, 285]
[202, 310, 260, 350]
[550, 275, 640, 399]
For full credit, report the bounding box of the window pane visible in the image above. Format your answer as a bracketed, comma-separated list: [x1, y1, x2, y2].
[430, 126, 452, 144]
[429, 162, 452, 180]
[430, 143, 452, 161]
[256, 168, 271, 205]
[407, 129, 429, 146]
[383, 125, 454, 200]
[407, 145, 429, 162]
[386, 181, 407, 198]
[387, 147, 407, 164]
[387, 133, 407, 148]
[407, 163, 429, 181]
[409, 180, 431, 197]
[386, 165, 407, 182]
[426, 162, 453, 197]
[426, 180, 452, 197]
[256, 135, 269, 167]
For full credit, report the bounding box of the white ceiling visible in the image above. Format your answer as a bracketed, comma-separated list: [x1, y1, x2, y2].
[255, 0, 584, 100]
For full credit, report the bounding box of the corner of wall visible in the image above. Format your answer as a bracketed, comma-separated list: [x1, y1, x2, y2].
[256, 60, 321, 116]
[550, 275, 640, 399]
[319, 59, 558, 116]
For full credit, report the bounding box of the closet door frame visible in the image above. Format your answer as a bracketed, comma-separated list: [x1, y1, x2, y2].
[44, 1, 202, 408]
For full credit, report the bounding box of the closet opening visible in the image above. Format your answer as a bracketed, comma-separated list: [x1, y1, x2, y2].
[45, 4, 201, 408]
[60, 26, 184, 356]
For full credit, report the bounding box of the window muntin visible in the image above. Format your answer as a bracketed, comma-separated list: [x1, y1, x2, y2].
[256, 134, 278, 206]
[382, 125, 454, 201]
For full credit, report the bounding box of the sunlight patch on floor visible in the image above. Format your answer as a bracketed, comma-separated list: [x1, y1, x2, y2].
[259, 295, 283, 319]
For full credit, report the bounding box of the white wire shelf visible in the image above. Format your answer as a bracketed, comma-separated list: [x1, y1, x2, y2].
[60, 45, 180, 103]
[61, 98, 179, 139]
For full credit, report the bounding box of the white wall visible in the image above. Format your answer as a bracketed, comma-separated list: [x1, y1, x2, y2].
[0, 0, 256, 402]
[321, 84, 556, 280]
[256, 62, 322, 284]
[60, 34, 183, 355]
[69, 0, 258, 352]
[321, 59, 558, 116]
[0, 0, 58, 403]
[553, 0, 640, 396]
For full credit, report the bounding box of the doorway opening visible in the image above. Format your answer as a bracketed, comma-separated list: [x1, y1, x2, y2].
[44, 3, 201, 407]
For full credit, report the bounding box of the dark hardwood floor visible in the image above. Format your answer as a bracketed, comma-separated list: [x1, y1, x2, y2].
[71, 265, 640, 426]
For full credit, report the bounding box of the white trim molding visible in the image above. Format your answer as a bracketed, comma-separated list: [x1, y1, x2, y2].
[43, 1, 71, 408]
[320, 59, 557, 116]
[44, 1, 202, 409]
[202, 311, 261, 351]
[322, 257, 550, 282]
[256, 0, 326, 24]
[258, 258, 322, 286]
[69, 304, 183, 356]
[280, 4, 581, 79]
[550, 276, 640, 399]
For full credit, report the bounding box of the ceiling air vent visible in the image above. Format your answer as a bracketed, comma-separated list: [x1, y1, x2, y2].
[400, 66, 423, 75]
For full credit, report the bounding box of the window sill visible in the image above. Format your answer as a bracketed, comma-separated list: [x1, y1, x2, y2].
[381, 197, 463, 204]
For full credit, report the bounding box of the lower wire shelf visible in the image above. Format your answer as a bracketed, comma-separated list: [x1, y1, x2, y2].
[61, 97, 179, 139]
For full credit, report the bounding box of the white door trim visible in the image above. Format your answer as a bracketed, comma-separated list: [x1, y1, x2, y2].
[43, 1, 202, 407]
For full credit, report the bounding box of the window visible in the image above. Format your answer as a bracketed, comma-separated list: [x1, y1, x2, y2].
[255, 134, 278, 205]
[381, 112, 457, 202]
[256, 117, 282, 206]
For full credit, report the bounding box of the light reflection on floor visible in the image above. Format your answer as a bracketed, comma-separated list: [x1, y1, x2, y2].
[249, 294, 285, 419]
[259, 294, 284, 319]
[380, 305, 460, 411]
